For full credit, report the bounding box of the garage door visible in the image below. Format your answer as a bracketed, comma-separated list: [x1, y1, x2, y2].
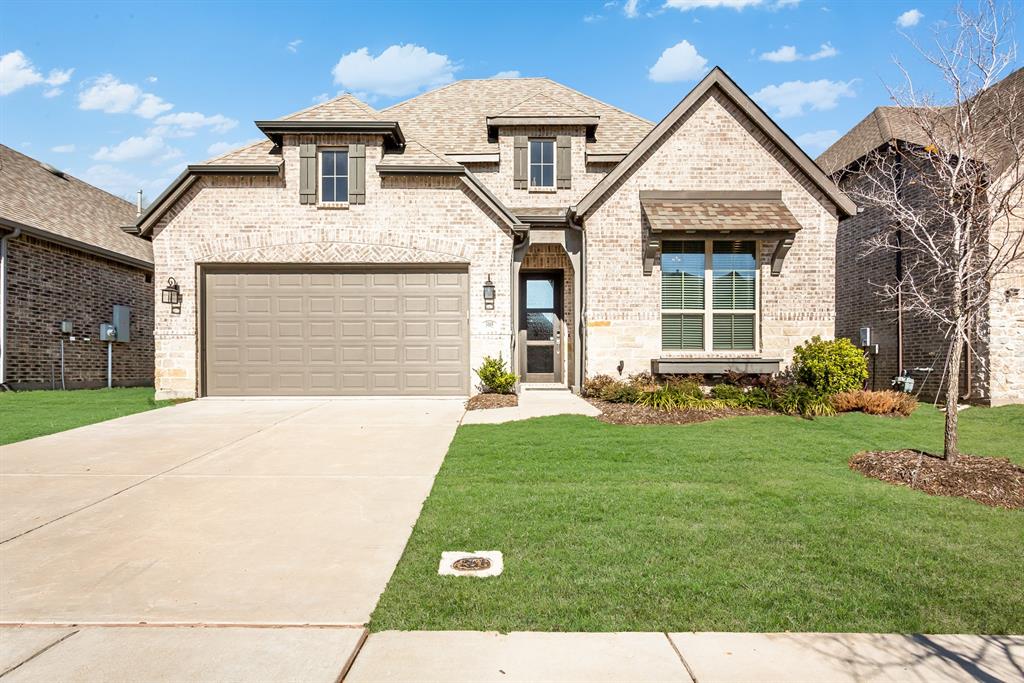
[203, 268, 469, 396]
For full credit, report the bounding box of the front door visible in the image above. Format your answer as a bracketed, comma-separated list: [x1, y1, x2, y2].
[520, 272, 562, 383]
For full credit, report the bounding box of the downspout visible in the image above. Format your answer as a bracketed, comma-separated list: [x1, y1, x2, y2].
[894, 146, 905, 378]
[0, 227, 23, 387]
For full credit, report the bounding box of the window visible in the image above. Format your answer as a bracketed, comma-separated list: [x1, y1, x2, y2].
[529, 139, 555, 188]
[661, 240, 758, 351]
[320, 149, 348, 203]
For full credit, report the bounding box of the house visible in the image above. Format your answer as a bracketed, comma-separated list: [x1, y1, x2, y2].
[0, 145, 154, 390]
[136, 67, 854, 399]
[819, 68, 1023, 406]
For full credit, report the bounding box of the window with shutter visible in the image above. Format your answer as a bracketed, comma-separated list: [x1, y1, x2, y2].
[319, 148, 349, 204]
[660, 239, 758, 352]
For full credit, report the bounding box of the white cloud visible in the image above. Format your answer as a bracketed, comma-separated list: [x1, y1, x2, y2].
[206, 138, 263, 157]
[332, 44, 457, 98]
[43, 88, 63, 98]
[134, 93, 173, 118]
[795, 129, 839, 153]
[491, 70, 521, 79]
[146, 75, 158, 83]
[93, 135, 177, 162]
[760, 42, 838, 62]
[624, 0, 640, 16]
[896, 8, 923, 27]
[583, 13, 605, 22]
[311, 92, 330, 104]
[664, 0, 795, 9]
[51, 144, 76, 153]
[80, 164, 175, 202]
[150, 111, 238, 138]
[648, 40, 708, 82]
[78, 75, 140, 113]
[753, 78, 856, 117]
[0, 50, 73, 96]
[288, 39, 303, 53]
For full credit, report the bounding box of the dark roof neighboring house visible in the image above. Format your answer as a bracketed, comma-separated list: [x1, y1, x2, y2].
[0, 144, 153, 268]
[818, 67, 1024, 177]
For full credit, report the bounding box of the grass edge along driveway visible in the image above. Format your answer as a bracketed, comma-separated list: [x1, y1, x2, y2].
[371, 405, 1024, 634]
[0, 387, 175, 445]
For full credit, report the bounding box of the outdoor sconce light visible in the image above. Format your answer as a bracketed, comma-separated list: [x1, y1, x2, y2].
[162, 277, 182, 315]
[483, 275, 496, 310]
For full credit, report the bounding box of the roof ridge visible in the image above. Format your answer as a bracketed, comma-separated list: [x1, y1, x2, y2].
[278, 93, 379, 121]
[380, 79, 470, 112]
[494, 90, 593, 117]
[535, 77, 655, 126]
[1, 145, 134, 211]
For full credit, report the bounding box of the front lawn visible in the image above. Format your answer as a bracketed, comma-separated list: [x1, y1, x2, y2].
[371, 405, 1024, 634]
[0, 387, 174, 445]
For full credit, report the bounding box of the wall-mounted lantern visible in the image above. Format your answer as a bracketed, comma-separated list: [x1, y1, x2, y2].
[162, 277, 182, 315]
[483, 275, 496, 310]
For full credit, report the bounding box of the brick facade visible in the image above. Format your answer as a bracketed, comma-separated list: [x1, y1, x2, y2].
[151, 134, 516, 399]
[4, 235, 154, 389]
[583, 91, 839, 378]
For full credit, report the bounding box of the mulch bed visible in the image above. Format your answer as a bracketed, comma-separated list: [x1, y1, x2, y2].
[586, 399, 769, 426]
[465, 393, 518, 410]
[850, 449, 1024, 509]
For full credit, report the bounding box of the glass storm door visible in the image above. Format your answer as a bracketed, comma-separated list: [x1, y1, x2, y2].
[521, 273, 562, 383]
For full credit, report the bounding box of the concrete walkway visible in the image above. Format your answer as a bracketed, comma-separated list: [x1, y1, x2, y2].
[461, 388, 601, 425]
[345, 631, 1024, 683]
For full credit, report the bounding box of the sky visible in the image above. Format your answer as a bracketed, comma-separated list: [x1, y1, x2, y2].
[2, 0, 1013, 204]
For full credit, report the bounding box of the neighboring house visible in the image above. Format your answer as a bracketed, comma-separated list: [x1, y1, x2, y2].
[0, 145, 154, 390]
[819, 68, 1023, 406]
[137, 67, 854, 399]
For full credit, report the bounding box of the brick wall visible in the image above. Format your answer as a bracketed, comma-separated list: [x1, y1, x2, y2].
[988, 182, 1024, 405]
[582, 90, 839, 379]
[4, 235, 154, 389]
[151, 133, 516, 399]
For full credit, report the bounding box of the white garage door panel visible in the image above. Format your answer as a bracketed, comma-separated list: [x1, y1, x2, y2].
[204, 269, 469, 396]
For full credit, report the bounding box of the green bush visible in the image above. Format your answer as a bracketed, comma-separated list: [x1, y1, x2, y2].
[710, 383, 745, 401]
[475, 355, 517, 394]
[665, 378, 704, 399]
[738, 387, 774, 410]
[792, 336, 868, 395]
[600, 381, 641, 403]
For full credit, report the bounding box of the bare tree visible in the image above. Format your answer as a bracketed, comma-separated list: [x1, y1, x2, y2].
[846, 0, 1023, 460]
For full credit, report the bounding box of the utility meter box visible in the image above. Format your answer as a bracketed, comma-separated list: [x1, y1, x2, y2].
[112, 305, 130, 342]
[60, 320, 73, 334]
[859, 327, 872, 347]
[99, 323, 117, 342]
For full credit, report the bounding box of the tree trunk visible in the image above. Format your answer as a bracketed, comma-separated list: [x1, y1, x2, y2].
[943, 335, 963, 462]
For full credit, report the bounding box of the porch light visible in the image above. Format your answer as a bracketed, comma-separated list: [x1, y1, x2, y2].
[162, 277, 182, 314]
[483, 275, 496, 310]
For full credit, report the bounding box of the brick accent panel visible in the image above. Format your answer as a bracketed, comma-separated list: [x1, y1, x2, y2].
[4, 235, 153, 389]
[987, 184, 1024, 406]
[582, 90, 839, 379]
[521, 243, 576, 385]
[152, 135, 515, 399]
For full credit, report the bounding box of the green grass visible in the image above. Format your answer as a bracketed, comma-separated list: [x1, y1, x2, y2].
[372, 404, 1024, 634]
[0, 388, 175, 445]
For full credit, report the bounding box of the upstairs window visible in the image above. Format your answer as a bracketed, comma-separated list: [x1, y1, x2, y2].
[662, 239, 758, 352]
[320, 149, 349, 203]
[529, 139, 555, 188]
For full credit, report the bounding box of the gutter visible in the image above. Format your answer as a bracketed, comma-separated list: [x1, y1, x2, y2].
[1, 226, 23, 386]
[0, 218, 152, 271]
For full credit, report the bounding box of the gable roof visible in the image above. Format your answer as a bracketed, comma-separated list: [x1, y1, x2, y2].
[818, 67, 1024, 177]
[573, 67, 856, 218]
[0, 144, 152, 267]
[493, 92, 594, 118]
[279, 93, 380, 121]
[382, 77, 653, 155]
[376, 140, 460, 170]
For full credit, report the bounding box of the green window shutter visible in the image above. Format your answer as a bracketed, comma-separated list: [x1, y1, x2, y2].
[348, 143, 366, 204]
[662, 314, 704, 350]
[299, 143, 317, 204]
[513, 136, 527, 189]
[556, 135, 571, 189]
[713, 314, 755, 350]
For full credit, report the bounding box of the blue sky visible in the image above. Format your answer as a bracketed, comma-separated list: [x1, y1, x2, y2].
[2, 0, 1000, 203]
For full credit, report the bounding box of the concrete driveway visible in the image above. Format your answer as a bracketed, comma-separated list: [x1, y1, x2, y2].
[0, 398, 463, 680]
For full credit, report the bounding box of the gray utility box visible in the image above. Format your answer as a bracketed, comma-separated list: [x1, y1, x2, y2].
[112, 305, 130, 342]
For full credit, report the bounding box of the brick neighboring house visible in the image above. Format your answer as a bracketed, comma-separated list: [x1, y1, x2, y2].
[0, 145, 154, 390]
[819, 68, 1024, 406]
[136, 67, 855, 399]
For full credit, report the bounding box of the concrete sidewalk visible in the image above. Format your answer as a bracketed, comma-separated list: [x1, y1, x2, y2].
[461, 388, 601, 425]
[345, 631, 1024, 683]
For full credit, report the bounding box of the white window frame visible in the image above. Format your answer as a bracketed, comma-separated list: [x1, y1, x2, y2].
[318, 147, 349, 206]
[661, 238, 760, 353]
[528, 138, 556, 190]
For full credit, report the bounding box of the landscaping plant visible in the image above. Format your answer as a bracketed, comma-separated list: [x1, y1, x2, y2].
[832, 390, 918, 417]
[475, 355, 517, 394]
[792, 336, 869, 396]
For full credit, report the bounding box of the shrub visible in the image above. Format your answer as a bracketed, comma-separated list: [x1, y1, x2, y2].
[831, 390, 918, 416]
[599, 381, 641, 403]
[792, 336, 868, 395]
[710, 383, 745, 402]
[582, 374, 616, 398]
[627, 372, 656, 390]
[739, 387, 774, 410]
[773, 384, 834, 417]
[635, 385, 724, 411]
[665, 378, 705, 399]
[475, 355, 517, 394]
